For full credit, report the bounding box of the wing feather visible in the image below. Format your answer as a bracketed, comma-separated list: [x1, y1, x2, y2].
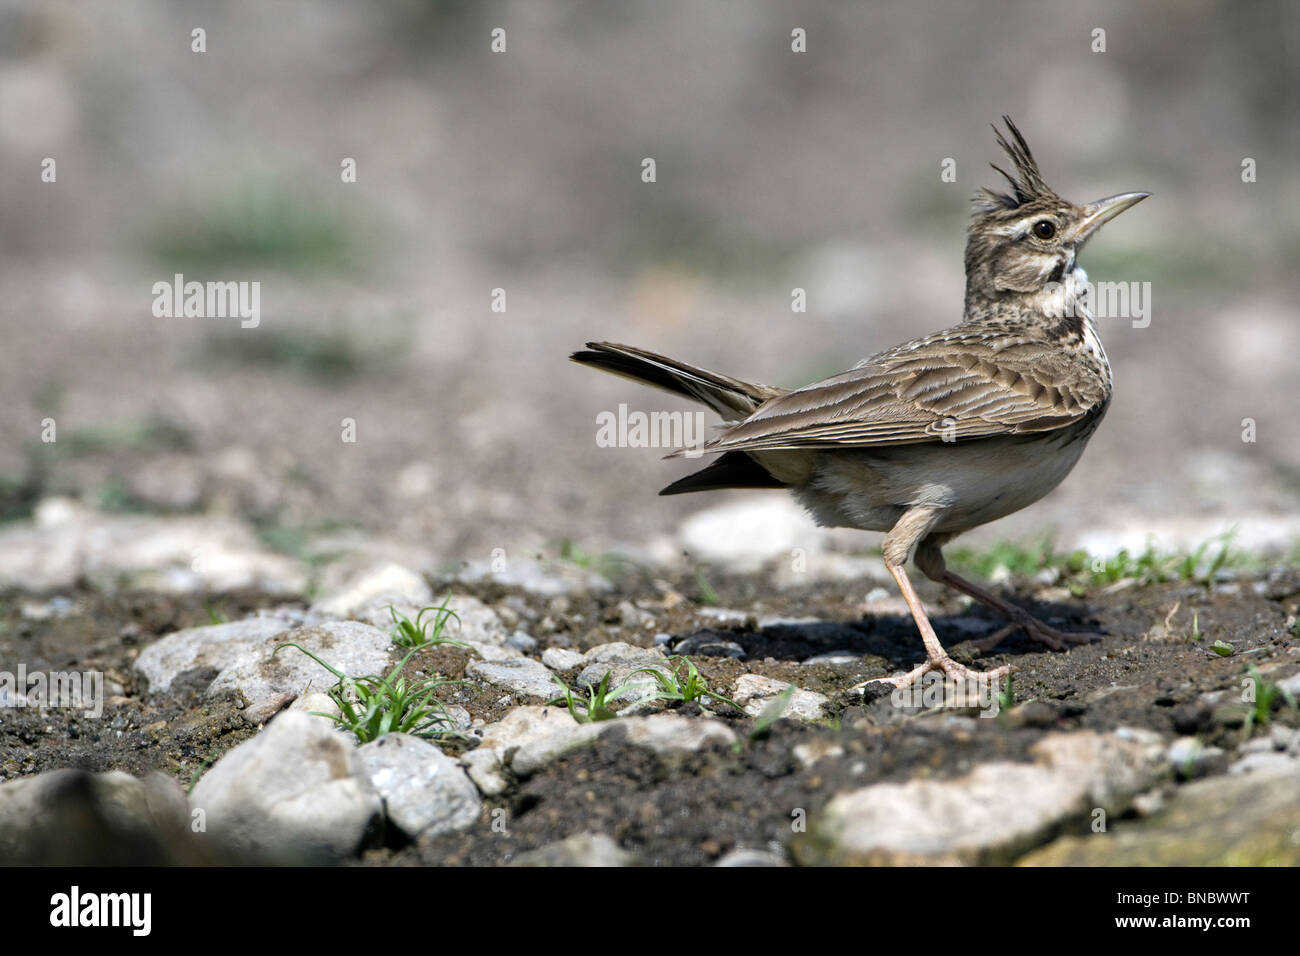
[683, 329, 1108, 455]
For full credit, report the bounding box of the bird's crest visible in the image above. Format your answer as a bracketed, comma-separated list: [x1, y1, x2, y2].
[973, 116, 1059, 213]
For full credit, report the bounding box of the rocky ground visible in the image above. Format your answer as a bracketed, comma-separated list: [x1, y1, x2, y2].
[1, 500, 1298, 866]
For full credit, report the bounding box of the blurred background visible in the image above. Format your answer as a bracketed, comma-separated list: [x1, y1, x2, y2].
[1, 0, 1297, 571]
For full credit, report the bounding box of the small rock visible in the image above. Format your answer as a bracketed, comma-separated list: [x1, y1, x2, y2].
[1277, 670, 1300, 697]
[511, 832, 636, 866]
[467, 658, 559, 701]
[444, 705, 472, 731]
[541, 648, 584, 671]
[1272, 725, 1299, 754]
[678, 497, 829, 573]
[505, 631, 538, 652]
[574, 661, 667, 705]
[795, 731, 1166, 865]
[801, 651, 861, 666]
[1238, 735, 1276, 755]
[190, 711, 383, 864]
[357, 733, 481, 839]
[289, 691, 342, 721]
[582, 642, 664, 664]
[1114, 726, 1165, 748]
[694, 607, 750, 625]
[1021, 764, 1300, 865]
[1131, 788, 1167, 817]
[462, 640, 523, 662]
[459, 705, 564, 796]
[757, 615, 824, 628]
[311, 563, 432, 622]
[243, 693, 295, 725]
[617, 600, 654, 628]
[19, 596, 79, 620]
[793, 739, 845, 769]
[0, 507, 307, 593]
[732, 674, 828, 720]
[134, 616, 299, 696]
[673, 632, 747, 658]
[511, 714, 738, 778]
[1166, 737, 1226, 779]
[208, 621, 394, 706]
[1229, 751, 1295, 775]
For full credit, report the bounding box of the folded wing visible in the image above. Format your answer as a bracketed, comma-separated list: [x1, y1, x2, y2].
[683, 330, 1108, 455]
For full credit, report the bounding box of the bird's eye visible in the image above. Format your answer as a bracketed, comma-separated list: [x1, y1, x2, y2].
[1033, 220, 1057, 240]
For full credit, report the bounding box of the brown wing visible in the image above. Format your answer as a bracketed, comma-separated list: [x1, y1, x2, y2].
[685, 329, 1109, 455]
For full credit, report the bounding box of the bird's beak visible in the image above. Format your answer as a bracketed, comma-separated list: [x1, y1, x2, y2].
[1074, 191, 1149, 242]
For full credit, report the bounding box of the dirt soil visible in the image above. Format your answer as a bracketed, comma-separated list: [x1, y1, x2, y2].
[2, 565, 1298, 866]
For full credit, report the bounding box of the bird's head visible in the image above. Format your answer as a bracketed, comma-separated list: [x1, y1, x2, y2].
[963, 116, 1147, 316]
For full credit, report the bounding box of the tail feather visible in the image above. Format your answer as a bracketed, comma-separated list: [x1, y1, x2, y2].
[572, 341, 790, 495]
[658, 451, 787, 495]
[569, 341, 783, 419]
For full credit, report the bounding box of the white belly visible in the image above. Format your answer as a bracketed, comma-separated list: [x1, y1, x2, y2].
[783, 430, 1092, 535]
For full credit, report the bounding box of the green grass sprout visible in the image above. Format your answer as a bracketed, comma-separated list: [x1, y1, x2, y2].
[548, 671, 628, 723]
[388, 596, 468, 650]
[273, 643, 465, 743]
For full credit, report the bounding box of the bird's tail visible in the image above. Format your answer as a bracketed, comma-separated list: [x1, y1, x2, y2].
[569, 341, 783, 419]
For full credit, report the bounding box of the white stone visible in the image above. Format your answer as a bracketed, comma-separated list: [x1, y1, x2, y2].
[677, 497, 829, 573]
[311, 563, 433, 620]
[134, 617, 299, 695]
[357, 733, 481, 838]
[190, 711, 383, 863]
[802, 731, 1166, 865]
[732, 674, 829, 720]
[541, 648, 585, 670]
[467, 658, 559, 701]
[207, 621, 395, 706]
[510, 714, 737, 777]
[459, 705, 568, 796]
[511, 831, 635, 866]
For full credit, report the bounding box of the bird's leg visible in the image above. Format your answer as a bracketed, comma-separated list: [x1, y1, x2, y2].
[857, 511, 1009, 692]
[876, 560, 1011, 688]
[914, 535, 1101, 652]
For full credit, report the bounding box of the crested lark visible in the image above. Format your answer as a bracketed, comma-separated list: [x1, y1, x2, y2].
[572, 118, 1147, 689]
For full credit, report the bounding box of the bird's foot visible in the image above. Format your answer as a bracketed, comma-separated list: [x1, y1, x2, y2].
[854, 655, 1011, 694]
[972, 614, 1102, 653]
